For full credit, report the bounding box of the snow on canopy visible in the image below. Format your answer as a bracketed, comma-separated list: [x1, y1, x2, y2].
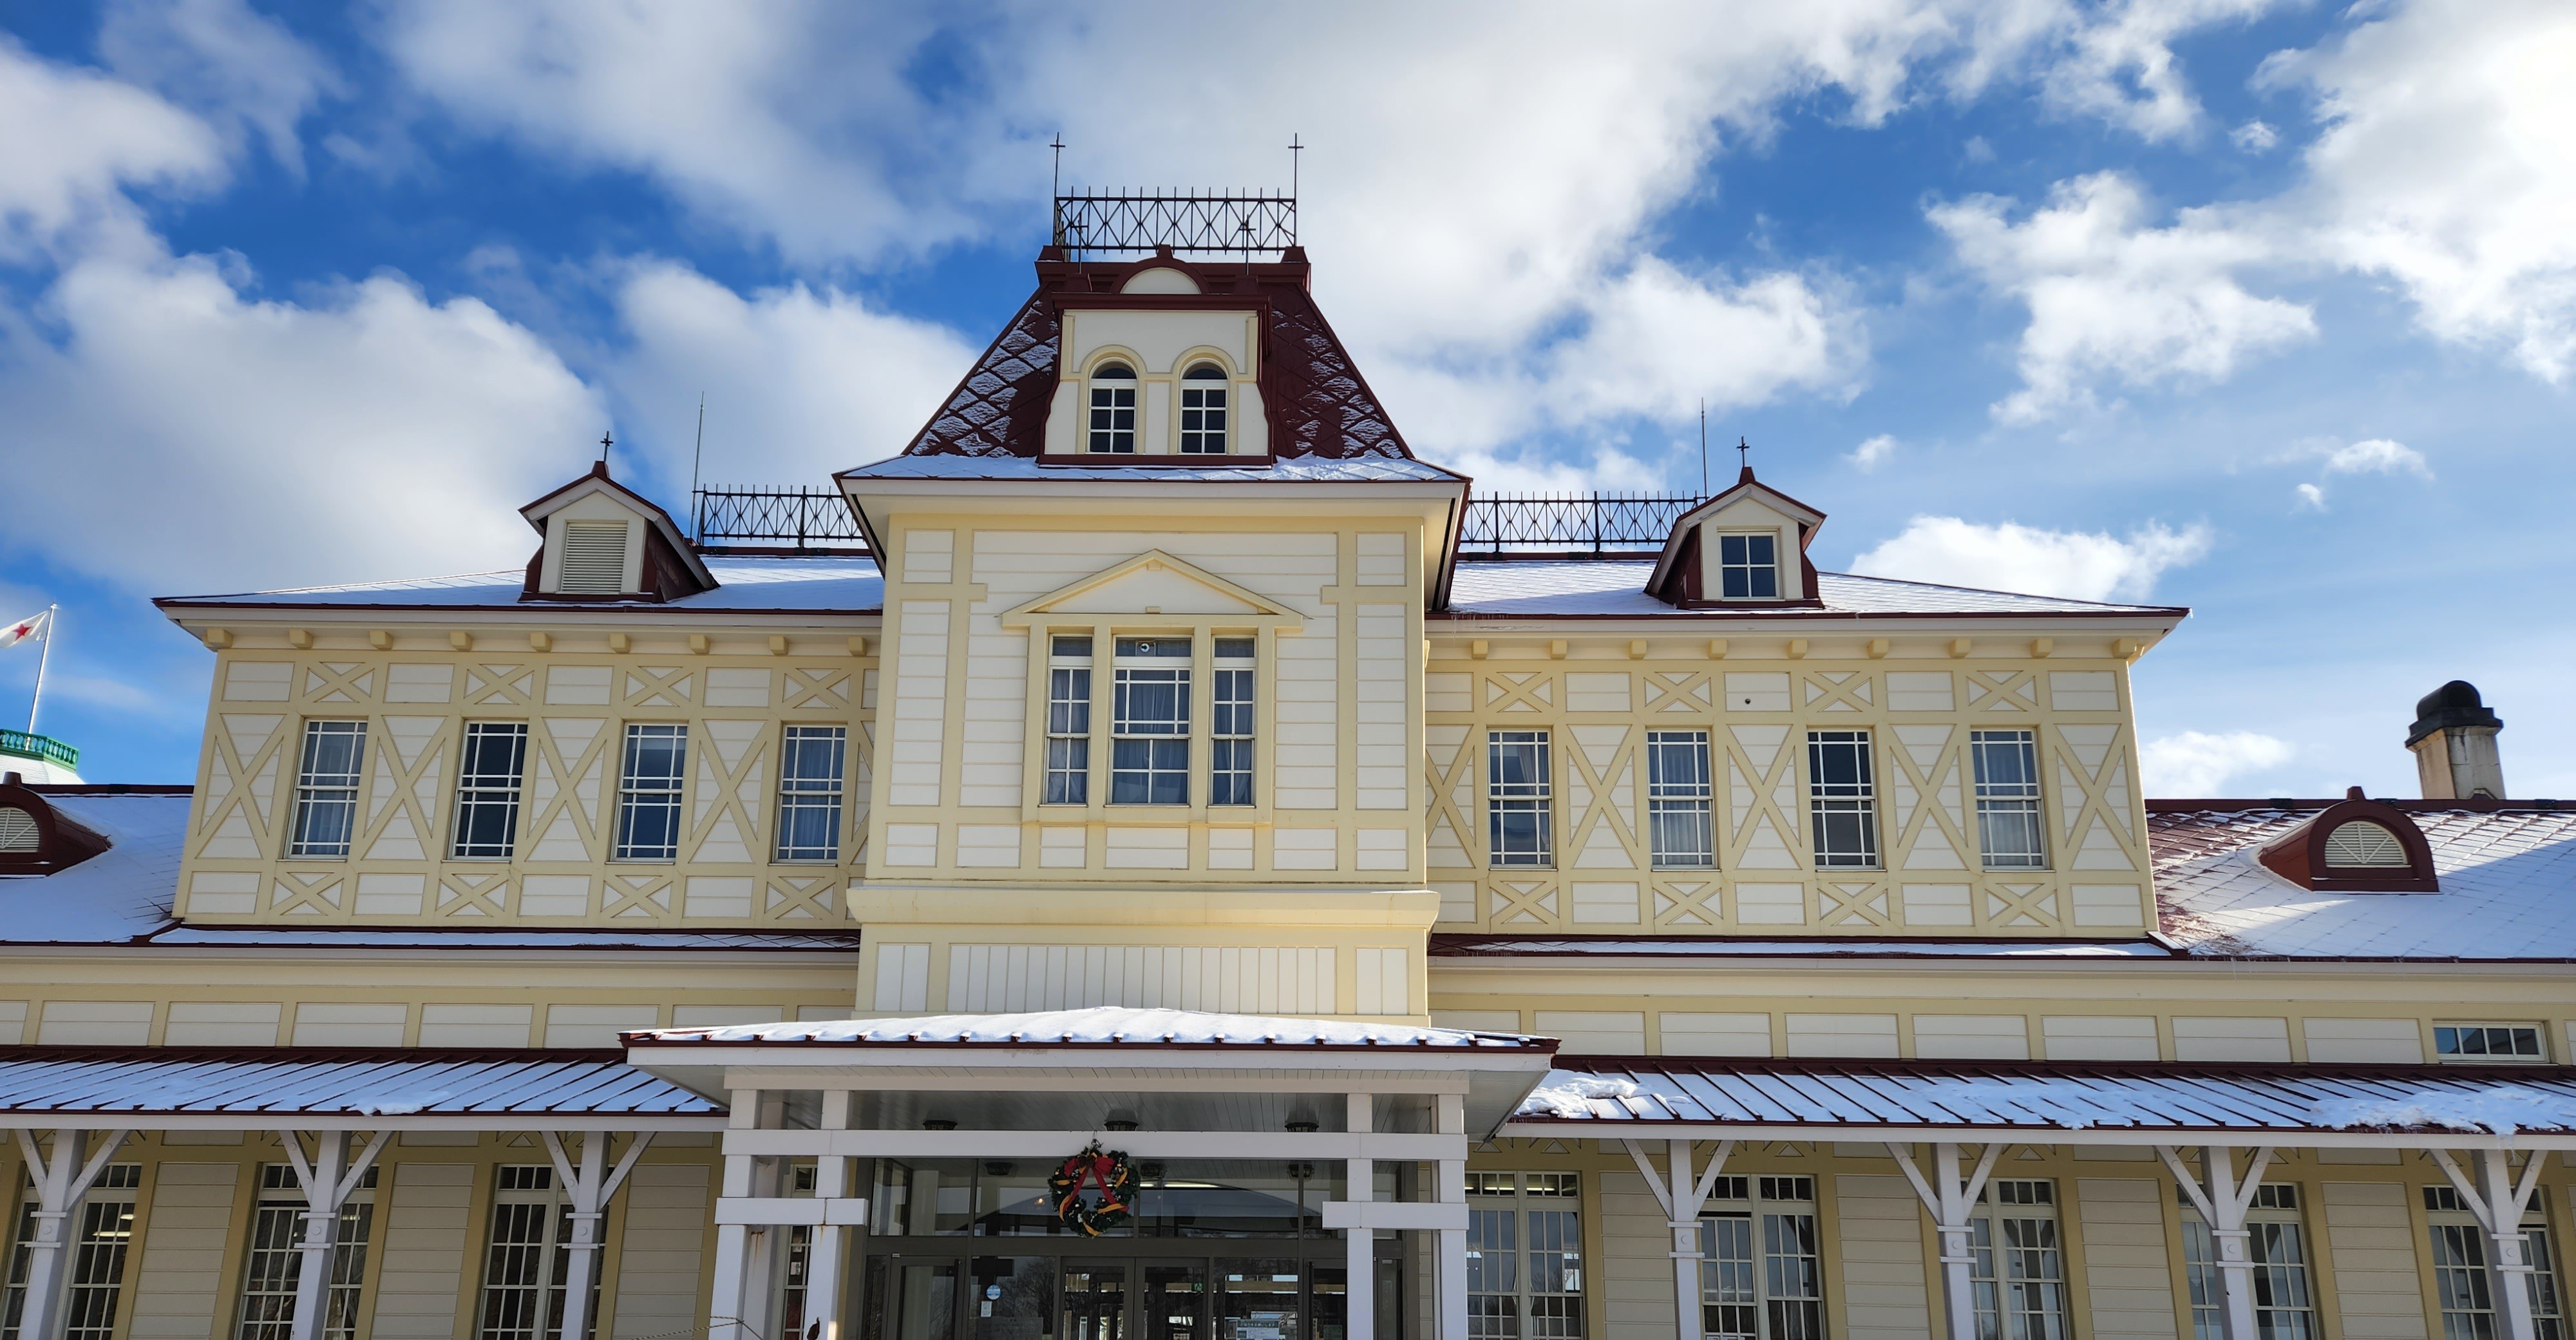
[631, 1006, 1549, 1050]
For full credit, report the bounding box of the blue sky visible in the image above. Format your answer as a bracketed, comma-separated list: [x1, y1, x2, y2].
[2, 0, 2570, 797]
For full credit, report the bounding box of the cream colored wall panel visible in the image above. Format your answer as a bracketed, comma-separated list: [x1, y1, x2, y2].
[165, 1001, 281, 1046]
[2074, 1178, 2179, 1340]
[1570, 881, 1642, 924]
[1208, 827, 1254, 871]
[1355, 948, 1408, 1016]
[547, 1004, 658, 1048]
[520, 875, 591, 917]
[1432, 883, 1477, 923]
[420, 1003, 533, 1047]
[948, 944, 1336, 1015]
[1357, 532, 1407, 585]
[700, 667, 771, 707]
[223, 660, 292, 701]
[1787, 1013, 1900, 1058]
[1599, 1167, 1678, 1340]
[902, 528, 955, 584]
[1565, 673, 1632, 713]
[186, 871, 259, 915]
[294, 1002, 407, 1046]
[1355, 828, 1410, 872]
[1901, 883, 1972, 926]
[1660, 1012, 1771, 1057]
[1736, 882, 1806, 924]
[2322, 1182, 2431, 1340]
[1426, 674, 1471, 713]
[2050, 671, 2119, 711]
[1039, 826, 1086, 869]
[384, 663, 455, 703]
[672, 1005, 784, 1026]
[1884, 672, 1955, 712]
[0, 1002, 24, 1045]
[1272, 618, 1340, 809]
[37, 1000, 152, 1045]
[1432, 1010, 1520, 1032]
[2304, 1017, 2423, 1064]
[956, 824, 1025, 868]
[374, 1162, 473, 1340]
[1533, 1010, 1645, 1053]
[1063, 309, 1258, 379]
[544, 665, 612, 705]
[1271, 828, 1338, 871]
[1913, 1015, 2030, 1060]
[874, 943, 931, 1013]
[682, 876, 753, 918]
[1105, 827, 1188, 870]
[1723, 673, 1790, 712]
[2071, 884, 2147, 927]
[354, 872, 426, 915]
[2172, 1016, 2291, 1063]
[882, 823, 938, 867]
[887, 600, 952, 807]
[1836, 1173, 1934, 1340]
[127, 1162, 240, 1340]
[2044, 1015, 2160, 1061]
[1355, 604, 1411, 809]
[610, 1162, 710, 1340]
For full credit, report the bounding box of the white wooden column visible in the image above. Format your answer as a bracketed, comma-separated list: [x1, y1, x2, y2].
[2433, 1148, 2552, 1340]
[1346, 1093, 1376, 1340]
[806, 1091, 855, 1340]
[1434, 1095, 1468, 1340]
[279, 1129, 390, 1340]
[10, 1129, 129, 1340]
[2156, 1144, 2278, 1340]
[1889, 1141, 2002, 1340]
[1620, 1137, 1736, 1340]
[544, 1130, 654, 1340]
[710, 1087, 762, 1340]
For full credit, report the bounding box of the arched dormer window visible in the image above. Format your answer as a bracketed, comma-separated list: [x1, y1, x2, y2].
[1088, 363, 1137, 454]
[0, 778, 111, 875]
[1179, 362, 1229, 455]
[2321, 820, 2407, 868]
[2256, 790, 2439, 892]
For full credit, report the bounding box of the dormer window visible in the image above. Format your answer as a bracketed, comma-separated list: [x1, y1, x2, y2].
[557, 520, 630, 594]
[2256, 790, 2439, 892]
[1088, 364, 1137, 454]
[2322, 821, 2407, 868]
[1718, 532, 1779, 599]
[1180, 363, 1229, 454]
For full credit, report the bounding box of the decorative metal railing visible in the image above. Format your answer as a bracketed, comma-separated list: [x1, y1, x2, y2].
[1459, 493, 1704, 554]
[0, 729, 77, 771]
[1053, 190, 1297, 258]
[691, 486, 867, 550]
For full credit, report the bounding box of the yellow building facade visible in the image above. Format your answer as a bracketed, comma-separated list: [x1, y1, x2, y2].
[4, 213, 2573, 1340]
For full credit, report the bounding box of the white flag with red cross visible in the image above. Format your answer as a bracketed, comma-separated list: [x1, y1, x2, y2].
[0, 610, 48, 649]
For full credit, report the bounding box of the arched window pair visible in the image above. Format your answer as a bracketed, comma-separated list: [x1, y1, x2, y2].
[1085, 363, 1229, 455]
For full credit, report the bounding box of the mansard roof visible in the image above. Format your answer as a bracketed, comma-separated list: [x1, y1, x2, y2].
[875, 248, 1419, 464]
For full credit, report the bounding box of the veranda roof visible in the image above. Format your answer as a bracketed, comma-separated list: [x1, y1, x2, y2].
[629, 1006, 1553, 1051]
[0, 1049, 726, 1131]
[1502, 1058, 2576, 1150]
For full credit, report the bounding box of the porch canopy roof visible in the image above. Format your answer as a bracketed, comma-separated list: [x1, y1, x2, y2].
[1501, 1057, 2576, 1151]
[0, 1048, 728, 1131]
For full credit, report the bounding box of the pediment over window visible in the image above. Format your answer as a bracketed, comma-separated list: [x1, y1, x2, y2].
[999, 550, 1305, 629]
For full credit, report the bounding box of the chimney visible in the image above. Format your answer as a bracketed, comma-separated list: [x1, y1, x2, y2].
[2406, 680, 2505, 800]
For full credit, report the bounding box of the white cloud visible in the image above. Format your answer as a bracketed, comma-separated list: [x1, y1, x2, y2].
[1847, 515, 2211, 601]
[2294, 481, 2326, 510]
[2320, 437, 2431, 477]
[0, 36, 223, 259]
[98, 0, 339, 175]
[2037, 0, 2284, 142]
[2140, 729, 2294, 795]
[604, 260, 982, 485]
[1849, 434, 1900, 470]
[2270, 0, 2576, 379]
[2231, 119, 2278, 152]
[0, 245, 600, 595]
[1930, 172, 2316, 421]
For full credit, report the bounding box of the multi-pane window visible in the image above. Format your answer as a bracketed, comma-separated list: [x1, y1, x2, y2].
[1467, 1173, 1583, 1340]
[2181, 1183, 2318, 1340]
[1087, 364, 1137, 453]
[773, 725, 846, 861]
[1112, 637, 1191, 805]
[2437, 1025, 2547, 1061]
[476, 1165, 595, 1340]
[1806, 730, 1879, 868]
[1971, 729, 2047, 870]
[2425, 1185, 2567, 1340]
[289, 720, 367, 857]
[1045, 636, 1094, 805]
[1647, 731, 1714, 868]
[612, 724, 687, 861]
[1972, 1180, 2069, 1340]
[236, 1164, 376, 1340]
[1211, 637, 1256, 806]
[1696, 1176, 1823, 1340]
[450, 723, 529, 859]
[1488, 731, 1554, 868]
[1717, 533, 1779, 600]
[4, 1163, 140, 1340]
[1179, 363, 1229, 454]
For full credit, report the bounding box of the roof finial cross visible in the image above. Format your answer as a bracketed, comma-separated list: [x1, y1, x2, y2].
[599, 430, 614, 464]
[1738, 436, 1750, 469]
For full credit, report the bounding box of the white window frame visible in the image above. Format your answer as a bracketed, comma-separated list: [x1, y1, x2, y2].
[1110, 636, 1192, 806]
[612, 723, 687, 862]
[1694, 1174, 1823, 1340]
[1086, 363, 1137, 454]
[236, 1163, 377, 1340]
[773, 724, 846, 863]
[1043, 636, 1094, 806]
[1179, 362, 1230, 454]
[289, 720, 367, 858]
[1971, 1179, 2069, 1340]
[1971, 729, 2047, 870]
[1715, 531, 1780, 600]
[1646, 730, 1714, 869]
[1467, 1172, 1584, 1340]
[2182, 1182, 2319, 1340]
[475, 1165, 595, 1340]
[1806, 729, 1880, 869]
[5, 1162, 141, 1340]
[2436, 1024, 2548, 1062]
[451, 722, 529, 860]
[2424, 1184, 2564, 1340]
[1488, 731, 1554, 869]
[1209, 638, 1256, 807]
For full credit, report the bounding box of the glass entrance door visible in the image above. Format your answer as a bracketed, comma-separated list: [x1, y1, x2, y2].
[1140, 1265, 1208, 1340]
[1061, 1265, 1127, 1340]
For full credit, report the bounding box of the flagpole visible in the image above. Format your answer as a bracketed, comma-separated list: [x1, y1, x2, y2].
[28, 606, 54, 735]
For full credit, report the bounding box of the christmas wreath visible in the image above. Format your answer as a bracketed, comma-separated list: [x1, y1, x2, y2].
[1048, 1140, 1139, 1236]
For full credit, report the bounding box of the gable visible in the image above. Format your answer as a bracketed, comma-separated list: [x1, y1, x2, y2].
[999, 550, 1303, 629]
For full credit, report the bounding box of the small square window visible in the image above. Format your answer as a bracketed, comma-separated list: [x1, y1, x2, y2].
[2434, 1024, 2544, 1060]
[1717, 532, 1779, 600]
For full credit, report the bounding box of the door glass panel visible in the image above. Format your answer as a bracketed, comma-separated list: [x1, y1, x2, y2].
[972, 1257, 1056, 1340]
[1143, 1264, 1207, 1340]
[1220, 1260, 1300, 1340]
[895, 1261, 962, 1340]
[1061, 1265, 1127, 1340]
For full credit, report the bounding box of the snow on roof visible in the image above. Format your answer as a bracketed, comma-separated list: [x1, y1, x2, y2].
[1430, 935, 2172, 959]
[142, 928, 862, 952]
[0, 792, 188, 943]
[1510, 1058, 2576, 1136]
[1443, 562, 2184, 619]
[631, 1006, 1551, 1051]
[156, 555, 885, 613]
[2151, 805, 2576, 959]
[842, 455, 1460, 484]
[0, 1049, 723, 1124]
